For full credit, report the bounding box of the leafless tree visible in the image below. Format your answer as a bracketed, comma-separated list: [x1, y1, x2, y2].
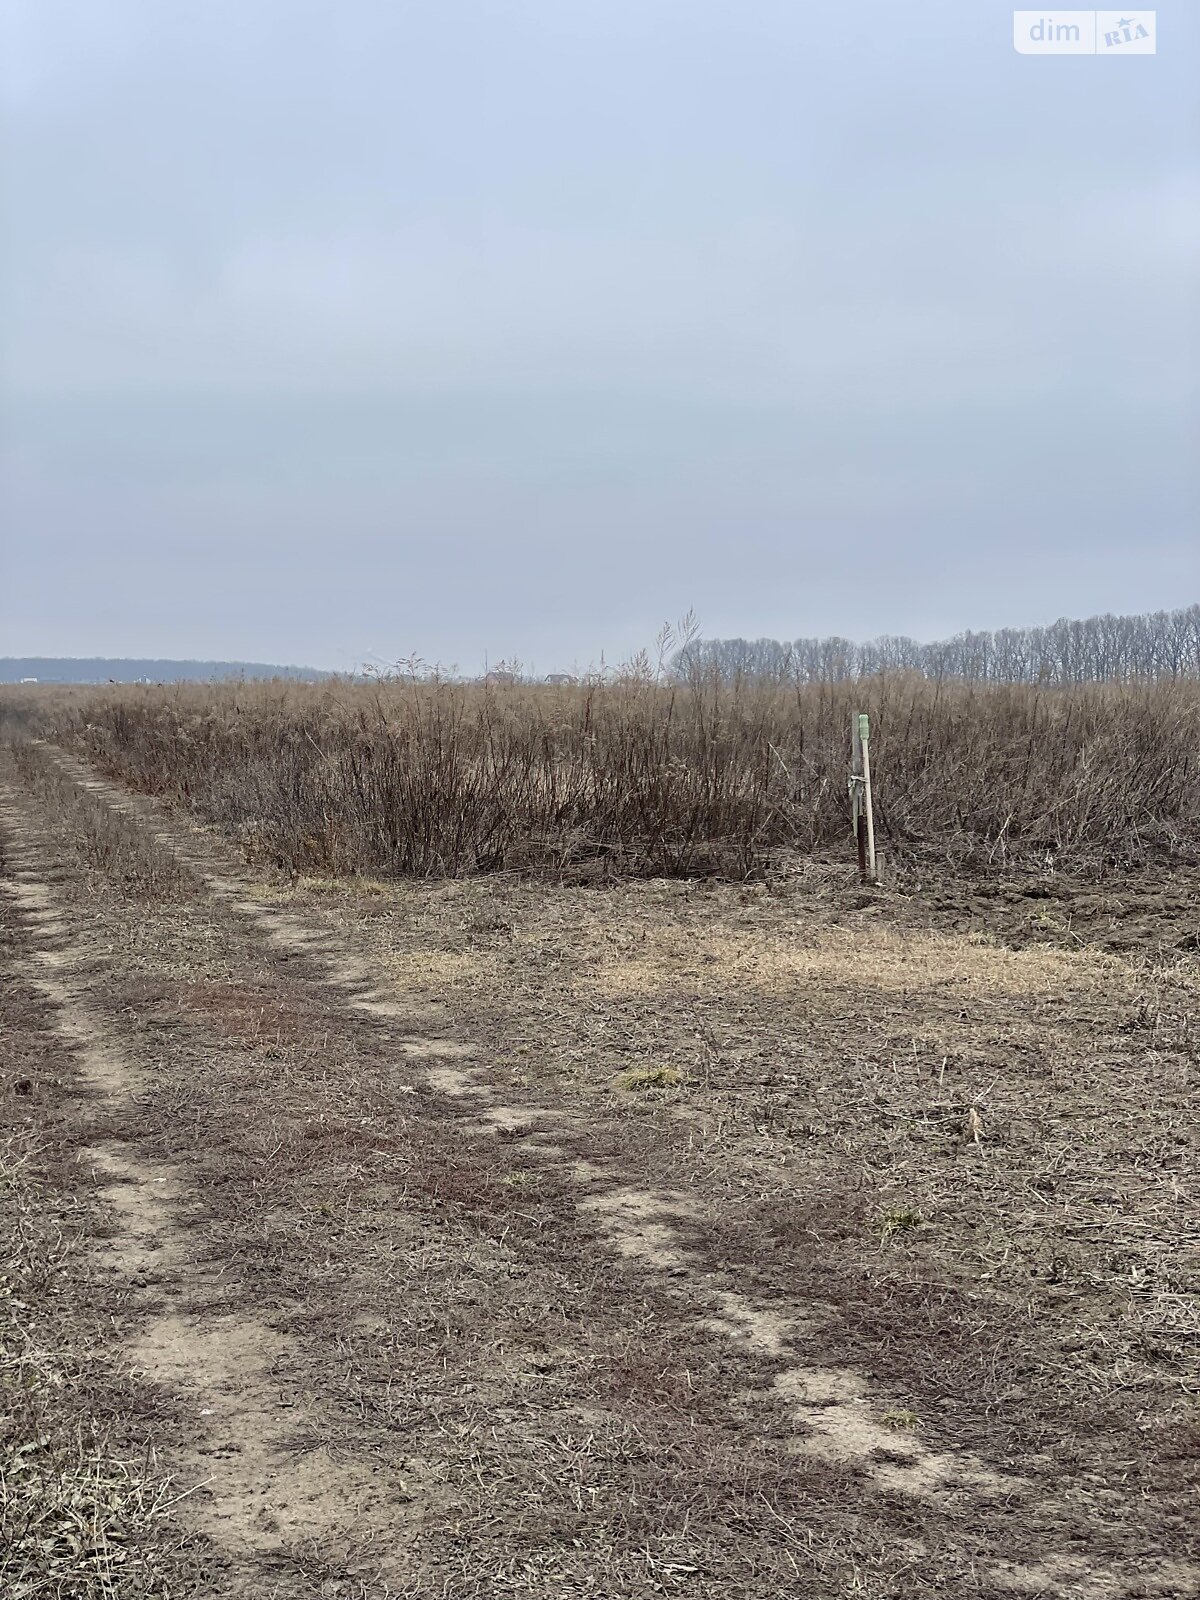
[672, 604, 1200, 685]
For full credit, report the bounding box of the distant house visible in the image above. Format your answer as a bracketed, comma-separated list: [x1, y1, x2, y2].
[544, 673, 576, 685]
[484, 670, 518, 686]
[19, 677, 37, 684]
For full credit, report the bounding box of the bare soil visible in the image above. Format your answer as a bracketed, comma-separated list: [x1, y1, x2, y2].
[1, 743, 1196, 1599]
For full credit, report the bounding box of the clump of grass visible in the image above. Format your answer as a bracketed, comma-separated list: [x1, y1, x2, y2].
[616, 1064, 684, 1091]
[501, 1170, 541, 1191]
[879, 1206, 925, 1240]
[292, 875, 391, 897]
[881, 1408, 921, 1431]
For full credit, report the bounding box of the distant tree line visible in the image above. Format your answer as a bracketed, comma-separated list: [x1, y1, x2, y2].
[672, 604, 1200, 685]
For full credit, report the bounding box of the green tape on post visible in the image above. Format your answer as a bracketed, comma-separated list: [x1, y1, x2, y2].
[858, 713, 870, 744]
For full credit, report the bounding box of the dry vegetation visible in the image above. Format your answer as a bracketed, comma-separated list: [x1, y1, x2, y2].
[0, 984, 191, 1599]
[1, 683, 1197, 1598]
[8, 673, 1200, 882]
[8, 741, 196, 900]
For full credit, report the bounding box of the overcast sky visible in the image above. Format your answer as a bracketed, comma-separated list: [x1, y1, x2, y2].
[2, 2, 1197, 673]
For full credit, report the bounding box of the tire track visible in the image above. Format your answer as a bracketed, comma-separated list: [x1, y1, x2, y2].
[11, 756, 1024, 1500]
[0, 789, 418, 1592]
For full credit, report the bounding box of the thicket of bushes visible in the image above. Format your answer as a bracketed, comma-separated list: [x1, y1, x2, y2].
[10, 673, 1197, 880]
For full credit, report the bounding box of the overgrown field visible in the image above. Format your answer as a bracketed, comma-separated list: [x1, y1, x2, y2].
[1, 727, 1197, 1596]
[6, 674, 1199, 879]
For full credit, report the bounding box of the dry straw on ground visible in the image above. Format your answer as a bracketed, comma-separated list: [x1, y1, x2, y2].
[0, 1136, 182, 1599]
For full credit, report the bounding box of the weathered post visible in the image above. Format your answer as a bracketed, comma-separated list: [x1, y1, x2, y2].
[850, 714, 867, 881]
[850, 712, 877, 884]
[860, 712, 877, 883]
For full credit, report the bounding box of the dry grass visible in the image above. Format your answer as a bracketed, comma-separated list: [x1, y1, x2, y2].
[616, 1064, 685, 1091]
[0, 1135, 182, 1599]
[9, 742, 195, 901]
[267, 855, 1199, 1452]
[579, 919, 1131, 1000]
[0, 885, 200, 1600]
[2, 736, 1196, 1596]
[6, 671, 1199, 881]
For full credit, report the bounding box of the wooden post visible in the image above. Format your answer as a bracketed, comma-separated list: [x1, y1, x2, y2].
[850, 712, 877, 884]
[850, 715, 867, 881]
[859, 712, 877, 883]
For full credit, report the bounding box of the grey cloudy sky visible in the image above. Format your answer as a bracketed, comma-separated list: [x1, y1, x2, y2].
[2, 1, 1197, 673]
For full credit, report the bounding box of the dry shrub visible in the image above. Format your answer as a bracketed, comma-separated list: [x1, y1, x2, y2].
[8, 673, 1199, 880]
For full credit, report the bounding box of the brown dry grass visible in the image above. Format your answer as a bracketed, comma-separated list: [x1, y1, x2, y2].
[3, 732, 1197, 1597]
[578, 919, 1127, 999]
[0, 997, 193, 1599]
[6, 670, 1199, 880]
[266, 854, 1199, 1442]
[9, 742, 195, 901]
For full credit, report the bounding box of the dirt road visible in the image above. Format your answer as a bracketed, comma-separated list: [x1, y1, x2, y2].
[2, 744, 1195, 1597]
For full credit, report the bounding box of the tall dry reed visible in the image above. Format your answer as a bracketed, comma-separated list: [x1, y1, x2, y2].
[9, 674, 1198, 878]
